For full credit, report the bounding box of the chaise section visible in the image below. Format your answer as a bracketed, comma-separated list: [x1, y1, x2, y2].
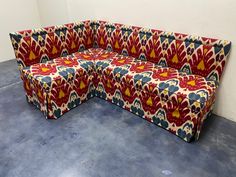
[21, 56, 95, 118]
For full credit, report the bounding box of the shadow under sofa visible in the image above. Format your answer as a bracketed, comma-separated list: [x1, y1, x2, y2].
[9, 20, 231, 142]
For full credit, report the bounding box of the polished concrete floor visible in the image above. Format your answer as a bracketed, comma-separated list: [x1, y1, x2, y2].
[0, 59, 236, 177]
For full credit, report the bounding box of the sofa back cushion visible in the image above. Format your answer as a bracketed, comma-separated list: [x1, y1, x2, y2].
[10, 20, 94, 69]
[93, 21, 231, 83]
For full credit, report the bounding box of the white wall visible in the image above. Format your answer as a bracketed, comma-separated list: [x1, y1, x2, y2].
[1, 0, 236, 122]
[37, 0, 69, 26]
[0, 0, 41, 62]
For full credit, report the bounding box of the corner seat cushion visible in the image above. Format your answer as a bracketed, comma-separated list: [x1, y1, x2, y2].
[22, 56, 94, 91]
[72, 48, 118, 61]
[95, 57, 218, 112]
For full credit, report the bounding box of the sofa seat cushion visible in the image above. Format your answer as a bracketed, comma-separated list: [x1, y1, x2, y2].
[72, 48, 118, 61]
[22, 56, 94, 91]
[96, 58, 217, 111]
[95, 55, 138, 72]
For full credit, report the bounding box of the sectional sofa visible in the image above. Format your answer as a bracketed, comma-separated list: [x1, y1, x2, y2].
[9, 20, 231, 142]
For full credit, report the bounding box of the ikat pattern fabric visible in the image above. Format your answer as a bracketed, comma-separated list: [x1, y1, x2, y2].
[9, 21, 231, 142]
[10, 20, 94, 70]
[93, 21, 231, 83]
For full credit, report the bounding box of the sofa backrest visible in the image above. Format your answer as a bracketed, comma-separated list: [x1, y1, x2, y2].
[10, 20, 94, 69]
[93, 21, 231, 83]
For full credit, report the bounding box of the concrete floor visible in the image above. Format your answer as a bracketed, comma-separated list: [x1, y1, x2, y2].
[0, 60, 236, 177]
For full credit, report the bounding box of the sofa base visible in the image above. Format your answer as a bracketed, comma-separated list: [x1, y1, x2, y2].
[25, 91, 95, 119]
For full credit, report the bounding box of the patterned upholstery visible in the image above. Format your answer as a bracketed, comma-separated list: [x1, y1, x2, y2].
[9, 21, 231, 142]
[94, 55, 217, 141]
[93, 21, 231, 83]
[9, 21, 94, 70]
[96, 57, 217, 104]
[22, 56, 94, 90]
[72, 48, 118, 61]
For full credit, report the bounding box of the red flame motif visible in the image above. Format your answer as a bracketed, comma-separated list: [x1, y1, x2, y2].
[54, 57, 78, 67]
[165, 93, 192, 127]
[18, 36, 44, 66]
[50, 79, 72, 107]
[127, 28, 141, 58]
[73, 75, 90, 96]
[152, 67, 178, 81]
[31, 63, 57, 76]
[120, 83, 137, 104]
[111, 28, 123, 53]
[179, 75, 207, 91]
[111, 56, 135, 66]
[65, 28, 81, 54]
[145, 34, 162, 63]
[129, 61, 155, 73]
[84, 22, 93, 49]
[139, 91, 161, 115]
[192, 45, 216, 78]
[101, 75, 117, 95]
[97, 25, 108, 49]
[46, 33, 63, 59]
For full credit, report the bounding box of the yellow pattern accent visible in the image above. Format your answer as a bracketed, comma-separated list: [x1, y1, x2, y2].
[83, 55, 90, 59]
[131, 46, 136, 54]
[58, 89, 65, 99]
[149, 86, 153, 91]
[87, 37, 91, 45]
[101, 54, 108, 58]
[197, 60, 205, 71]
[107, 80, 112, 88]
[150, 49, 156, 58]
[172, 108, 180, 118]
[38, 90, 43, 98]
[116, 73, 121, 78]
[27, 40, 31, 45]
[146, 97, 153, 106]
[80, 81, 86, 89]
[118, 59, 125, 63]
[187, 80, 196, 86]
[160, 72, 168, 77]
[178, 97, 182, 103]
[64, 60, 71, 64]
[41, 67, 50, 72]
[137, 65, 145, 70]
[125, 88, 131, 97]
[176, 43, 180, 48]
[204, 48, 208, 54]
[195, 101, 200, 108]
[172, 54, 178, 63]
[100, 37, 104, 45]
[137, 80, 142, 85]
[115, 41, 120, 49]
[164, 90, 168, 95]
[52, 46, 58, 54]
[25, 82, 30, 90]
[29, 51, 36, 60]
[71, 41, 76, 49]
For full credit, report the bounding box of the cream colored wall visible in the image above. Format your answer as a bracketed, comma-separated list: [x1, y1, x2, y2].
[37, 0, 69, 26]
[1, 0, 236, 121]
[0, 0, 41, 62]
